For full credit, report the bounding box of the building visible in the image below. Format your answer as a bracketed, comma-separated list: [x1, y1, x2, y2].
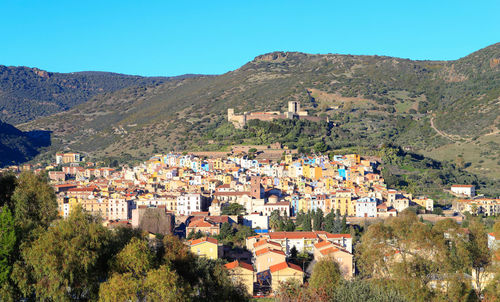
[313, 241, 354, 279]
[188, 237, 221, 260]
[177, 193, 208, 216]
[243, 213, 269, 230]
[451, 185, 475, 197]
[269, 262, 304, 292]
[254, 248, 286, 272]
[225, 260, 255, 296]
[186, 218, 220, 236]
[228, 101, 320, 128]
[356, 197, 377, 217]
[247, 231, 352, 255]
[55, 152, 82, 164]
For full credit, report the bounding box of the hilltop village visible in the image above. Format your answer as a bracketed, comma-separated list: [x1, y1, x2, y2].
[2, 151, 500, 297]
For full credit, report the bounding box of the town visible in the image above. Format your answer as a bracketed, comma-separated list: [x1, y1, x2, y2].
[2, 149, 499, 298]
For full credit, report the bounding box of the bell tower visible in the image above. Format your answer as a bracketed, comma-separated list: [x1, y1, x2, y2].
[250, 176, 262, 199]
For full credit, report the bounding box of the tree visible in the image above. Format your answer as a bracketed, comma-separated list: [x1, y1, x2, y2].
[468, 219, 491, 294]
[100, 237, 190, 302]
[0, 173, 17, 211]
[221, 203, 246, 216]
[323, 211, 335, 233]
[290, 246, 298, 262]
[303, 213, 312, 231]
[309, 259, 343, 298]
[269, 210, 281, 231]
[112, 237, 154, 277]
[0, 207, 16, 299]
[218, 222, 234, 241]
[143, 265, 189, 301]
[11, 172, 58, 237]
[313, 209, 324, 231]
[14, 206, 111, 301]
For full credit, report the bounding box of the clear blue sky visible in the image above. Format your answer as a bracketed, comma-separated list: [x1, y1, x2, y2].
[1, 0, 498, 76]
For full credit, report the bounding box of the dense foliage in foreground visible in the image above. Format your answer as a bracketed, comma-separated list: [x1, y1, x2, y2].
[0, 172, 247, 301]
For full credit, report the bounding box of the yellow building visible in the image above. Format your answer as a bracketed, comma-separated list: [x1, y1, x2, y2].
[188, 237, 220, 260]
[224, 260, 255, 295]
[298, 197, 309, 213]
[333, 190, 355, 216]
[270, 261, 304, 291]
[345, 154, 360, 165]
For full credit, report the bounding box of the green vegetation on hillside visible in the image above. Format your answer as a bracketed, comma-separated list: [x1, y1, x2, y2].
[19, 43, 500, 179]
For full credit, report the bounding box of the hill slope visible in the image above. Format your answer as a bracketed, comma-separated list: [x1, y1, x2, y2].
[0, 120, 50, 166]
[21, 43, 500, 178]
[0, 65, 201, 124]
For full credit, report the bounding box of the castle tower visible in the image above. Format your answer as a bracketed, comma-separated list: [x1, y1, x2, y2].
[288, 101, 300, 113]
[250, 176, 262, 199]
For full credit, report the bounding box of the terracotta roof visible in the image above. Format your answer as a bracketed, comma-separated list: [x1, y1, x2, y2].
[188, 219, 217, 228]
[189, 237, 218, 246]
[268, 231, 351, 240]
[320, 246, 340, 255]
[324, 233, 352, 239]
[255, 248, 286, 257]
[269, 261, 303, 273]
[254, 240, 282, 249]
[314, 240, 332, 249]
[224, 260, 254, 271]
[451, 185, 474, 188]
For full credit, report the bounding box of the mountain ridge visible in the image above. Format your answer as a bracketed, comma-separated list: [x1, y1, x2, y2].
[12, 42, 500, 180]
[0, 65, 206, 124]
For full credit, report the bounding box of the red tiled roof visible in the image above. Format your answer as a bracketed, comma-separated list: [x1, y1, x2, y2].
[320, 247, 340, 255]
[268, 231, 351, 240]
[269, 261, 303, 273]
[451, 185, 474, 188]
[254, 240, 281, 249]
[188, 219, 217, 228]
[189, 237, 218, 246]
[314, 240, 332, 249]
[224, 260, 254, 271]
[255, 248, 286, 257]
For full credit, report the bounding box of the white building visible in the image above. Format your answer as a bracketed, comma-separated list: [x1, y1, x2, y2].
[108, 198, 129, 220]
[451, 185, 475, 197]
[356, 197, 378, 217]
[243, 213, 269, 230]
[176, 193, 206, 216]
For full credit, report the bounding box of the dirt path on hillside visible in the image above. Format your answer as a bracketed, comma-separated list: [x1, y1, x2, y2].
[430, 116, 468, 142]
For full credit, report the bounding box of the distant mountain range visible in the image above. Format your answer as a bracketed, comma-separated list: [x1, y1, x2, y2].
[0, 65, 203, 124]
[5, 43, 500, 180]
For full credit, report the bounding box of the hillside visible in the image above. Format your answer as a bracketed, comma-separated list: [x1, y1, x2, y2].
[21, 43, 500, 179]
[0, 120, 50, 166]
[0, 65, 202, 124]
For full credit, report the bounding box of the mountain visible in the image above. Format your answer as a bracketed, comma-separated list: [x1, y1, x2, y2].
[0, 120, 50, 166]
[20, 43, 500, 179]
[0, 65, 203, 124]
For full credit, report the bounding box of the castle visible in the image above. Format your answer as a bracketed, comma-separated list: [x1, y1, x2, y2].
[228, 101, 322, 128]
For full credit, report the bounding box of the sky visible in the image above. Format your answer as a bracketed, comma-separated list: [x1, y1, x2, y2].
[0, 0, 499, 77]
